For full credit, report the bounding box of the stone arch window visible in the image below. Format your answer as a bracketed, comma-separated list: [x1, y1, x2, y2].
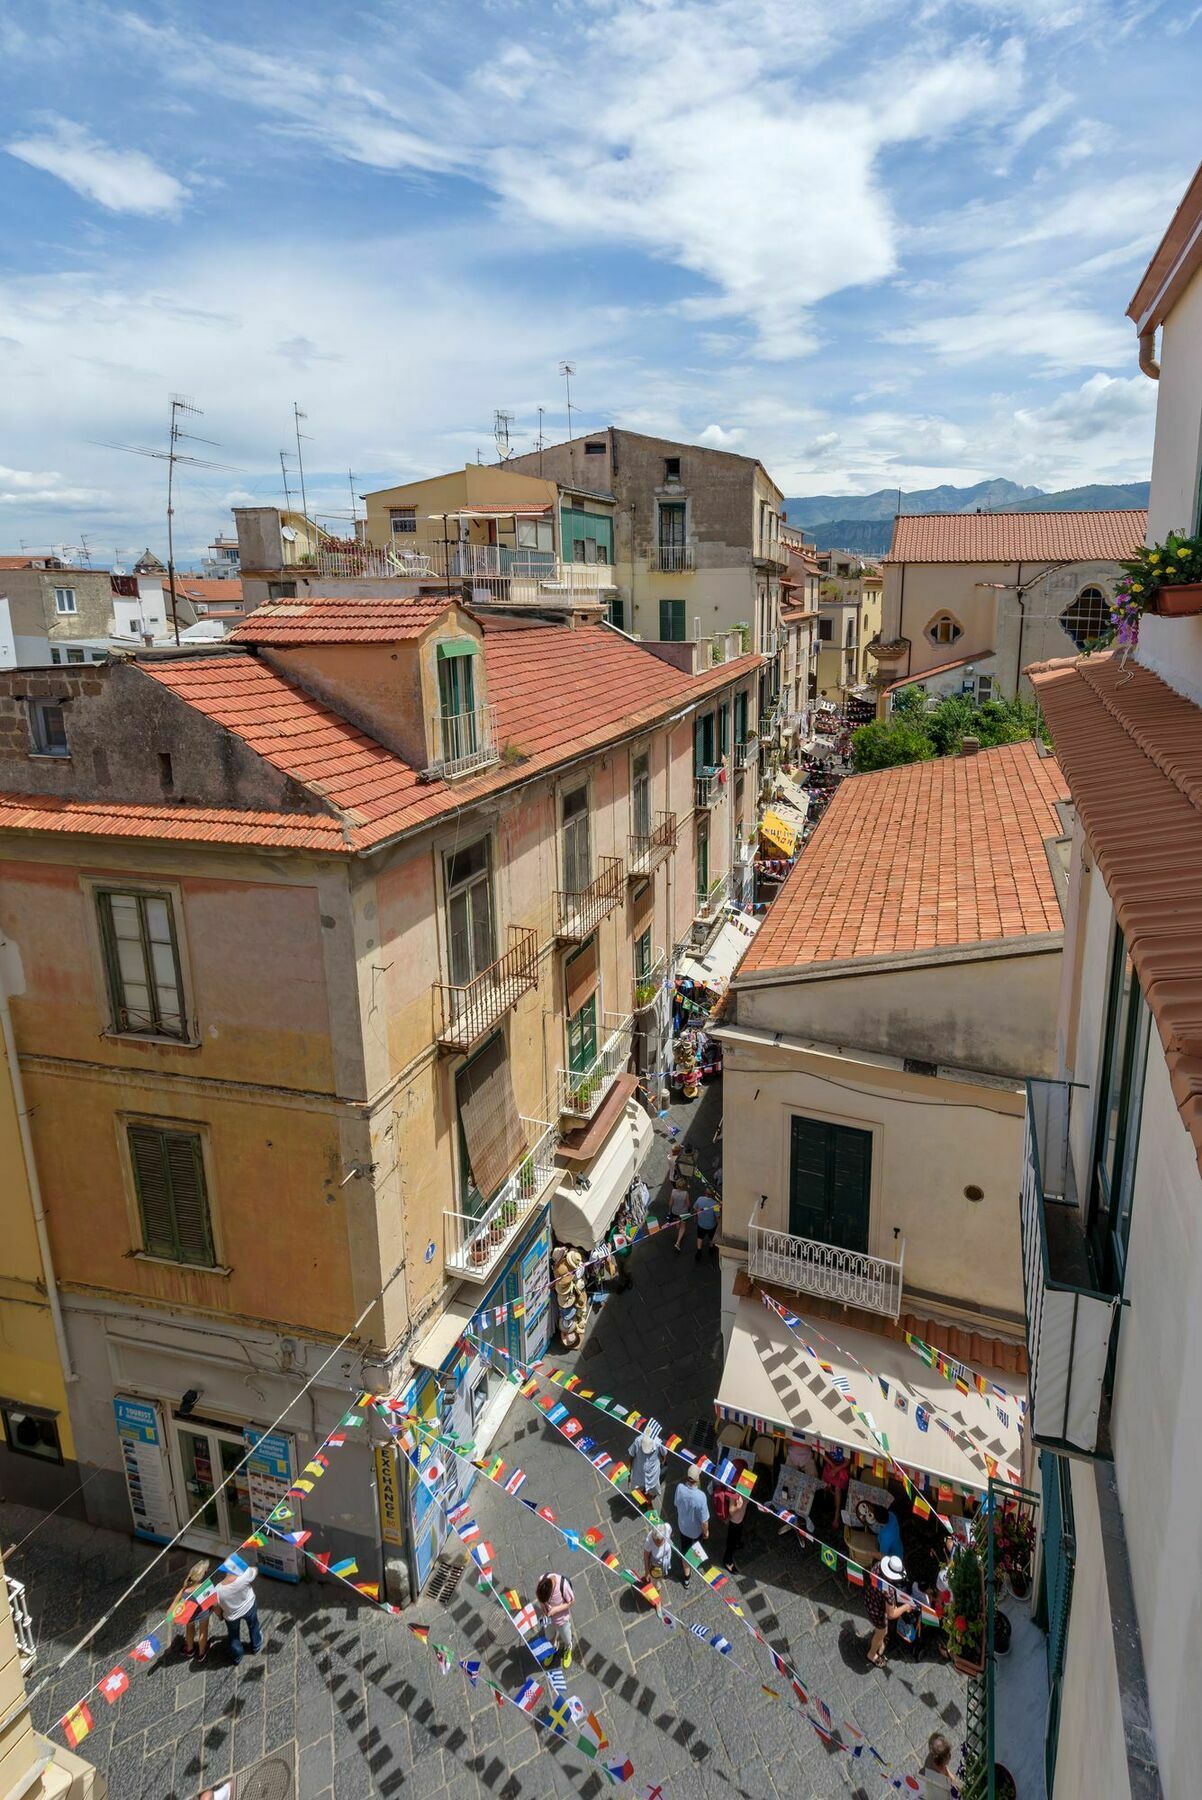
[926, 611, 963, 647]
[1060, 585, 1110, 650]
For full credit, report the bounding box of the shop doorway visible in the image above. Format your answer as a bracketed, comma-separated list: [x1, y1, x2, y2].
[173, 1422, 255, 1552]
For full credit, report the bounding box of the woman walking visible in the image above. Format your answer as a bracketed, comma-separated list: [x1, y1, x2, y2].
[170, 1558, 212, 1662]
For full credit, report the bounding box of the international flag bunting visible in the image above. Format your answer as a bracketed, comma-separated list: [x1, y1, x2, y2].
[734, 1469, 756, 1496]
[606, 1756, 635, 1783]
[547, 1404, 570, 1426]
[131, 1634, 162, 1663]
[339, 1411, 364, 1428]
[504, 1469, 527, 1495]
[761, 1686, 780, 1701]
[846, 1562, 865, 1587]
[408, 1623, 431, 1641]
[608, 1462, 630, 1487]
[912, 1494, 932, 1521]
[563, 1418, 583, 1439]
[283, 1529, 311, 1547]
[330, 1558, 359, 1579]
[714, 1458, 738, 1486]
[816, 1698, 833, 1730]
[311, 1550, 332, 1573]
[173, 1598, 197, 1625]
[547, 1665, 567, 1696]
[458, 1520, 481, 1544]
[602, 1552, 622, 1571]
[470, 1542, 493, 1571]
[582, 1527, 605, 1549]
[537, 1505, 557, 1524]
[446, 1501, 471, 1526]
[547, 1697, 574, 1734]
[61, 1703, 94, 1747]
[459, 1658, 481, 1685]
[528, 1635, 556, 1665]
[514, 1678, 543, 1714]
[820, 1547, 838, 1571]
[355, 1582, 380, 1601]
[565, 1375, 581, 1392]
[591, 1452, 613, 1473]
[791, 1679, 808, 1706]
[99, 1667, 129, 1704]
[664, 1434, 682, 1452]
[578, 1436, 596, 1456]
[520, 1377, 539, 1398]
[579, 1711, 609, 1753]
[327, 1432, 346, 1447]
[711, 1635, 732, 1655]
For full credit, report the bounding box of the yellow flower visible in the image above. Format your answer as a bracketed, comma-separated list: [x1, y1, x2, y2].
[1178, 546, 1190, 558]
[1131, 582, 1143, 593]
[1149, 551, 1160, 562]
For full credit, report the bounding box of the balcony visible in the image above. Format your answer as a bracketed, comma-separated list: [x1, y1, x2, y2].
[436, 925, 540, 1053]
[445, 1118, 559, 1284]
[554, 855, 624, 941]
[312, 542, 615, 606]
[633, 948, 667, 1014]
[694, 870, 731, 923]
[762, 629, 778, 657]
[426, 705, 499, 779]
[748, 1214, 906, 1319]
[733, 735, 758, 771]
[7, 1574, 34, 1670]
[558, 1013, 634, 1120]
[694, 766, 723, 809]
[1021, 1078, 1119, 1456]
[628, 810, 677, 879]
[654, 545, 695, 574]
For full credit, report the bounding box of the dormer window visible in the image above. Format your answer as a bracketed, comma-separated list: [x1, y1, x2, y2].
[927, 612, 963, 647]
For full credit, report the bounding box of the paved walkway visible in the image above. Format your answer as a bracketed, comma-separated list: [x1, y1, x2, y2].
[3, 1082, 966, 1798]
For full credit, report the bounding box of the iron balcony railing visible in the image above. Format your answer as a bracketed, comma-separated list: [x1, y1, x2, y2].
[733, 735, 758, 771]
[555, 855, 624, 940]
[695, 870, 731, 922]
[444, 1118, 559, 1284]
[6, 1573, 34, 1670]
[1021, 1078, 1119, 1456]
[633, 948, 667, 1014]
[747, 1214, 905, 1318]
[313, 542, 615, 604]
[558, 1013, 633, 1120]
[427, 704, 499, 779]
[628, 810, 677, 879]
[436, 925, 539, 1052]
[693, 766, 723, 809]
[654, 544, 694, 573]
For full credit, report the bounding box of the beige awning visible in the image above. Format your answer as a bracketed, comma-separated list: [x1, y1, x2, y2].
[716, 1294, 1025, 1492]
[552, 1100, 651, 1250]
[677, 914, 760, 993]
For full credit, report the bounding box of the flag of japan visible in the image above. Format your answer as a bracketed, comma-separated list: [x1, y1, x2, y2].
[100, 1667, 129, 1704]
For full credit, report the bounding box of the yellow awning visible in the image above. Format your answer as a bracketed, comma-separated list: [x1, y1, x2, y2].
[760, 810, 798, 856]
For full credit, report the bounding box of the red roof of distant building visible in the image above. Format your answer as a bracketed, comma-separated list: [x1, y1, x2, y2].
[0, 793, 342, 851]
[231, 594, 453, 644]
[176, 578, 243, 603]
[884, 510, 1147, 565]
[885, 650, 993, 693]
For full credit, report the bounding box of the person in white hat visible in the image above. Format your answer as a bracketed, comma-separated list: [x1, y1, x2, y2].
[865, 1551, 916, 1667]
[629, 1429, 664, 1509]
[643, 1518, 673, 1583]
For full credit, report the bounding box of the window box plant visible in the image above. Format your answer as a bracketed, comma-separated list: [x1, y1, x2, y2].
[634, 978, 659, 1011]
[941, 1543, 986, 1675]
[1110, 532, 1202, 649]
[993, 1507, 1036, 1600]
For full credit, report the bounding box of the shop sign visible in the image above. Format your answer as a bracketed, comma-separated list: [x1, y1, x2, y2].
[760, 810, 798, 856]
[244, 1427, 301, 1582]
[113, 1396, 174, 1543]
[375, 1443, 404, 1546]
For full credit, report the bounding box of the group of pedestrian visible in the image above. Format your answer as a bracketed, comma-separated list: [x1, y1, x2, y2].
[667, 1145, 721, 1258]
[170, 1556, 263, 1665]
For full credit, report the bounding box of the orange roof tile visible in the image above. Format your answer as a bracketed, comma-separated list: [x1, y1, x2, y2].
[886, 650, 993, 692]
[1028, 652, 1202, 1174]
[0, 793, 344, 851]
[737, 740, 1065, 974]
[177, 577, 243, 602]
[884, 510, 1147, 565]
[231, 593, 455, 645]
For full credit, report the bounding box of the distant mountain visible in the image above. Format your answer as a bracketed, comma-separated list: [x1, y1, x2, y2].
[785, 478, 1150, 556]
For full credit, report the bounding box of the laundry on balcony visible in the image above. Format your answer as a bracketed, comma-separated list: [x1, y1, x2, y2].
[716, 1293, 1026, 1499]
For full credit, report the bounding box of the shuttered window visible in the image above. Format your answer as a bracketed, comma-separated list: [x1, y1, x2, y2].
[97, 889, 186, 1038]
[127, 1124, 215, 1266]
[787, 1116, 871, 1252]
[455, 1034, 525, 1210]
[659, 599, 685, 641]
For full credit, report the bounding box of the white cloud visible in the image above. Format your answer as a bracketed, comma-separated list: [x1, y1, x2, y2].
[886, 291, 1131, 370]
[1013, 371, 1156, 442]
[697, 424, 747, 450]
[6, 117, 185, 215]
[0, 463, 104, 507]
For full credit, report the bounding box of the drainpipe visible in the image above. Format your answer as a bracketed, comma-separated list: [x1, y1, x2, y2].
[0, 939, 76, 1384]
[1138, 327, 1160, 381]
[1014, 561, 1025, 699]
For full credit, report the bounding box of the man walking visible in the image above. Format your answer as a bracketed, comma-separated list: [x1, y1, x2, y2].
[629, 1430, 665, 1511]
[692, 1189, 719, 1259]
[673, 1464, 709, 1587]
[216, 1559, 262, 1663]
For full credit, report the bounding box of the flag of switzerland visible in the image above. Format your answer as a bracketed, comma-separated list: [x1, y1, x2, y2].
[100, 1667, 130, 1704]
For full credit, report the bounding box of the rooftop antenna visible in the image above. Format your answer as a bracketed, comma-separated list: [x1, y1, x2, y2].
[279, 449, 295, 516]
[559, 361, 575, 441]
[347, 469, 358, 532]
[90, 395, 238, 646]
[293, 402, 312, 528]
[77, 532, 92, 568]
[537, 406, 545, 476]
[494, 409, 513, 462]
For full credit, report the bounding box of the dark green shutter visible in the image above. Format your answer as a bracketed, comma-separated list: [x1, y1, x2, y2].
[828, 1126, 871, 1251]
[788, 1118, 830, 1241]
[128, 1124, 214, 1266]
[693, 716, 705, 776]
[719, 703, 730, 757]
[788, 1117, 871, 1251]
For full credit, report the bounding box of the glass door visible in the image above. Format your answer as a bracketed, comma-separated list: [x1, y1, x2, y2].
[175, 1423, 254, 1551]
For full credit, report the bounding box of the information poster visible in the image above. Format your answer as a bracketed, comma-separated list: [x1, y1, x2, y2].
[243, 1427, 301, 1581]
[113, 1396, 174, 1543]
[521, 1222, 552, 1363]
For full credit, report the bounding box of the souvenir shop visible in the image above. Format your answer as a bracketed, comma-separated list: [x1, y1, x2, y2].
[671, 908, 760, 1095]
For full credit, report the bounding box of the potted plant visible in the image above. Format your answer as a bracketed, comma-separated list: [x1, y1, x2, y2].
[634, 978, 658, 1011]
[993, 1607, 1012, 1658]
[941, 1544, 986, 1675]
[994, 1764, 1018, 1800]
[1106, 532, 1202, 651]
[994, 1509, 1035, 1600]
[469, 1236, 490, 1267]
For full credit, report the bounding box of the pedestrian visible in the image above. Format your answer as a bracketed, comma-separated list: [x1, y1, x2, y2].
[170, 1558, 212, 1662]
[692, 1189, 720, 1259]
[865, 1553, 916, 1667]
[668, 1176, 692, 1251]
[535, 1571, 576, 1669]
[718, 1482, 749, 1574]
[919, 1731, 956, 1795]
[216, 1560, 262, 1664]
[644, 1519, 673, 1584]
[673, 1464, 709, 1586]
[629, 1429, 664, 1510]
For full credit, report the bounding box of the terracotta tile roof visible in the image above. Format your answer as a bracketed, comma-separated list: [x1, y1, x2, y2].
[0, 555, 39, 570]
[886, 649, 993, 692]
[1128, 159, 1202, 333]
[0, 793, 344, 851]
[780, 603, 817, 623]
[883, 510, 1147, 565]
[230, 593, 454, 644]
[177, 578, 243, 603]
[736, 740, 1065, 975]
[1028, 651, 1202, 1174]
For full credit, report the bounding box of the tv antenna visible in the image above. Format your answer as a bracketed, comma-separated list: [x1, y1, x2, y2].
[90, 395, 239, 645]
[537, 406, 545, 475]
[293, 403, 312, 527]
[558, 362, 575, 441]
[347, 469, 358, 531]
[494, 409, 514, 461]
[279, 449, 295, 516]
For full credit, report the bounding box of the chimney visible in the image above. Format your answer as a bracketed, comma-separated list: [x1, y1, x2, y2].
[961, 735, 980, 756]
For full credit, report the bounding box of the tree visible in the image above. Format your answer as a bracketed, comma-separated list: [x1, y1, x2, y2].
[850, 691, 1045, 773]
[850, 719, 934, 772]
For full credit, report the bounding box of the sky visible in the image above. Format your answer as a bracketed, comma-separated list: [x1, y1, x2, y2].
[1, 0, 1199, 564]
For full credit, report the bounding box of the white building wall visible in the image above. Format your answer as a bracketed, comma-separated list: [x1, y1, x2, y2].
[1137, 260, 1202, 708]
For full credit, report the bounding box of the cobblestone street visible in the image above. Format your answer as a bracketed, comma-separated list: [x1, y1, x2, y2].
[3, 1086, 966, 1799]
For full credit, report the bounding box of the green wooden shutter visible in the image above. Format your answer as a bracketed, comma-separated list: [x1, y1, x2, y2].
[827, 1125, 871, 1252]
[787, 1117, 871, 1251]
[788, 1117, 830, 1241]
[660, 600, 674, 641]
[693, 716, 705, 776]
[128, 1124, 214, 1266]
[718, 702, 730, 757]
[128, 1126, 176, 1259]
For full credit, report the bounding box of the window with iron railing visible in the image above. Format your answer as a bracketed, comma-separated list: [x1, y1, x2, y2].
[562, 785, 592, 895]
[446, 838, 496, 990]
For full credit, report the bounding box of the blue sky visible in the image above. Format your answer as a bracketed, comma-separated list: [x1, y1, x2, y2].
[1, 0, 1199, 562]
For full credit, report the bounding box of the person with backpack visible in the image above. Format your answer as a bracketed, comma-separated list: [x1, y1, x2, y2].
[535, 1571, 576, 1669]
[715, 1476, 750, 1574]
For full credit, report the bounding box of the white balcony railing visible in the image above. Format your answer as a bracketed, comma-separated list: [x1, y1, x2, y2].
[654, 545, 694, 573]
[748, 1215, 905, 1319]
[427, 705, 499, 779]
[6, 1574, 34, 1670]
[557, 1013, 633, 1120]
[445, 1119, 559, 1284]
[762, 629, 779, 656]
[312, 541, 614, 605]
[733, 735, 758, 771]
[633, 948, 667, 1014]
[694, 767, 723, 809]
[694, 870, 731, 922]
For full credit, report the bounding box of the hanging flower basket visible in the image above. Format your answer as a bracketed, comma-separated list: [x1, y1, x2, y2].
[1105, 532, 1202, 649]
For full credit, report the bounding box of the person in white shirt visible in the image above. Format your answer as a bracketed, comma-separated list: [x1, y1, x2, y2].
[644, 1519, 672, 1582]
[216, 1561, 262, 1662]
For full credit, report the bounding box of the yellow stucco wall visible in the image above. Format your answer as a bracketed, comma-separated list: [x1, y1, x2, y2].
[362, 466, 559, 552]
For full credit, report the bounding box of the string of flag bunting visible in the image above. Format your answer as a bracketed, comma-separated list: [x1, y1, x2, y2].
[902, 1330, 1027, 1419]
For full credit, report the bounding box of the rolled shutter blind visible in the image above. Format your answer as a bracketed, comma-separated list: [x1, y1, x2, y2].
[458, 1036, 526, 1201]
[630, 880, 654, 940]
[128, 1126, 176, 1259]
[564, 937, 599, 1016]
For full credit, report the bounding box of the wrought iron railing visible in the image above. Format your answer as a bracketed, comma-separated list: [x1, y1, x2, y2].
[628, 811, 677, 878]
[733, 735, 757, 771]
[633, 949, 667, 1013]
[557, 1013, 633, 1120]
[654, 544, 694, 573]
[555, 856, 624, 940]
[444, 1118, 558, 1282]
[693, 767, 722, 809]
[436, 925, 539, 1051]
[427, 704, 499, 778]
[747, 1215, 905, 1318]
[694, 870, 731, 921]
[6, 1573, 34, 1670]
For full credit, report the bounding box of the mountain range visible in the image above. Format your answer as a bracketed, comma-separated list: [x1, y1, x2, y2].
[784, 478, 1151, 555]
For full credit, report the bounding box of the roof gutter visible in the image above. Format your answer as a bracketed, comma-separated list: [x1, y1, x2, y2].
[1138, 326, 1160, 381]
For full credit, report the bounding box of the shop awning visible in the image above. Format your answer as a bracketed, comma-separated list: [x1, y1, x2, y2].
[677, 914, 760, 993]
[552, 1098, 651, 1250]
[716, 1294, 1025, 1493]
[413, 1290, 480, 1371]
[760, 810, 799, 856]
[436, 637, 479, 660]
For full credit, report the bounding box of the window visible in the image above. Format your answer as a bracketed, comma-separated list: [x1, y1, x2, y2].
[389, 507, 417, 536]
[516, 518, 554, 553]
[437, 646, 477, 761]
[2, 1407, 62, 1464]
[975, 674, 994, 703]
[584, 440, 606, 455]
[734, 690, 749, 744]
[1089, 925, 1151, 1287]
[634, 926, 653, 982]
[658, 501, 686, 549]
[788, 1116, 872, 1251]
[159, 752, 174, 790]
[28, 699, 69, 757]
[65, 647, 86, 663]
[455, 1032, 525, 1214]
[50, 647, 62, 664]
[53, 588, 77, 614]
[607, 597, 625, 632]
[817, 616, 833, 642]
[845, 619, 855, 647]
[562, 785, 591, 894]
[927, 612, 962, 646]
[97, 888, 187, 1037]
[565, 938, 599, 1078]
[663, 456, 681, 481]
[718, 701, 730, 759]
[659, 598, 686, 640]
[1060, 586, 1110, 651]
[446, 839, 495, 988]
[631, 751, 651, 839]
[127, 1123, 214, 1266]
[693, 710, 716, 775]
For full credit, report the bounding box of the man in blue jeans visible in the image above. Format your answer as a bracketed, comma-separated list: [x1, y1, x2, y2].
[216, 1560, 262, 1662]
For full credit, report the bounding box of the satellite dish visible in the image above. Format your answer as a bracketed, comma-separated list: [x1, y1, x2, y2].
[280, 525, 297, 543]
[113, 565, 127, 575]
